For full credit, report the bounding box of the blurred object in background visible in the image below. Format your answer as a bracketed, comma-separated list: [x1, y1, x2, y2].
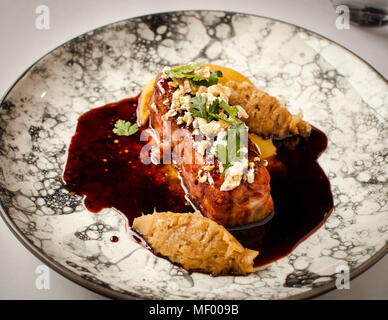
[331, 0, 388, 26]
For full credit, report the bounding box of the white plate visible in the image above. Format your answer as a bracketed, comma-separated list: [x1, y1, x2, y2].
[0, 10, 387, 299]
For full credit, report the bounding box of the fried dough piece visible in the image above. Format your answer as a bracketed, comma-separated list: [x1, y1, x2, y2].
[226, 80, 311, 138]
[132, 211, 258, 276]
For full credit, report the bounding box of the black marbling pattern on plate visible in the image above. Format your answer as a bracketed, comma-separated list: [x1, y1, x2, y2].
[0, 11, 387, 299]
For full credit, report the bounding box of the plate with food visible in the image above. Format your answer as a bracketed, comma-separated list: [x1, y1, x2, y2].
[0, 10, 386, 300]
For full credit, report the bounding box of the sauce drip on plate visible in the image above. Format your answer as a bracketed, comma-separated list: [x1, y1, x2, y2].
[64, 97, 333, 267]
[110, 235, 119, 243]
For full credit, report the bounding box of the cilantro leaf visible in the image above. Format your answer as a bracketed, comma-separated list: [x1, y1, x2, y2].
[190, 96, 227, 123]
[228, 122, 248, 159]
[220, 100, 239, 121]
[189, 95, 208, 120]
[188, 61, 205, 70]
[188, 75, 209, 86]
[189, 97, 245, 125]
[208, 70, 223, 86]
[208, 112, 236, 124]
[113, 119, 138, 136]
[165, 62, 204, 79]
[217, 122, 248, 175]
[217, 144, 231, 173]
[208, 100, 244, 124]
[164, 63, 223, 87]
[190, 70, 223, 87]
[208, 99, 220, 116]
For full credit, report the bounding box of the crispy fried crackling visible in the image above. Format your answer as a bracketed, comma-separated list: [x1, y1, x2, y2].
[132, 211, 258, 275]
[226, 80, 311, 138]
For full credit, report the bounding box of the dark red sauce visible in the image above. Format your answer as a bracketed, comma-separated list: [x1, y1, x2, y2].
[229, 128, 334, 266]
[110, 235, 119, 243]
[63, 97, 192, 225]
[64, 97, 333, 267]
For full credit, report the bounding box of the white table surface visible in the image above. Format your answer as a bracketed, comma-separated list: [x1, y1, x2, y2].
[0, 0, 387, 300]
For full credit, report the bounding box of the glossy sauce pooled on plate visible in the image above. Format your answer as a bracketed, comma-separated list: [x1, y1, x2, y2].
[63, 96, 193, 222]
[63, 95, 333, 267]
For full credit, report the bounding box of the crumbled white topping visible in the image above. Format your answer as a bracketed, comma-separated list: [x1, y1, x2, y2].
[220, 174, 241, 191]
[196, 86, 208, 96]
[183, 111, 193, 127]
[220, 158, 249, 191]
[236, 105, 249, 119]
[175, 111, 193, 126]
[235, 159, 249, 175]
[195, 66, 210, 78]
[193, 140, 211, 156]
[209, 130, 226, 157]
[183, 79, 193, 93]
[171, 88, 182, 102]
[179, 95, 191, 112]
[179, 95, 188, 105]
[205, 93, 220, 106]
[165, 109, 177, 118]
[213, 130, 227, 148]
[207, 84, 231, 103]
[198, 118, 228, 136]
[192, 117, 200, 129]
[243, 161, 256, 183]
[220, 161, 245, 191]
[239, 147, 248, 155]
[193, 83, 232, 107]
[246, 167, 255, 183]
[150, 102, 158, 113]
[171, 88, 182, 110]
[176, 116, 184, 125]
[217, 130, 227, 140]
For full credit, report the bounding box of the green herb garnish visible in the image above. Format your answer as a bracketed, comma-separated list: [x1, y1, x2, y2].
[165, 62, 204, 79]
[217, 122, 248, 175]
[189, 95, 209, 121]
[165, 63, 223, 87]
[208, 99, 220, 116]
[188, 94, 248, 174]
[219, 100, 240, 121]
[189, 70, 223, 87]
[208, 70, 223, 86]
[189, 96, 226, 123]
[112, 119, 138, 136]
[189, 96, 243, 125]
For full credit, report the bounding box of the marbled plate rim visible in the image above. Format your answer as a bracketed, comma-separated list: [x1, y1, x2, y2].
[0, 9, 386, 300]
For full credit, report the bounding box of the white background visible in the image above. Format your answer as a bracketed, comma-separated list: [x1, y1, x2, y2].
[0, 0, 387, 299]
